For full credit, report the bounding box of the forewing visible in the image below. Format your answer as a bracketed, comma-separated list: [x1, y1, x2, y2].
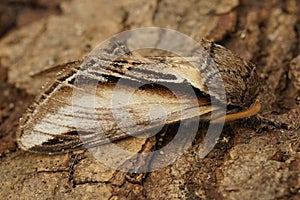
[17, 53, 219, 153]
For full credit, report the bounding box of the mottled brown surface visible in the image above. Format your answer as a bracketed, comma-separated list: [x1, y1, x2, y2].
[0, 0, 299, 199]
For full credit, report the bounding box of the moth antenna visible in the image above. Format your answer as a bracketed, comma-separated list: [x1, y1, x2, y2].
[212, 98, 261, 123]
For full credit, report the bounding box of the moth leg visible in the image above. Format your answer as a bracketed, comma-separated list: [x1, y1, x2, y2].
[212, 99, 261, 123]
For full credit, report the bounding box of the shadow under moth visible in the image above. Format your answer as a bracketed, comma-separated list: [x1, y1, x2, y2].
[17, 39, 261, 153]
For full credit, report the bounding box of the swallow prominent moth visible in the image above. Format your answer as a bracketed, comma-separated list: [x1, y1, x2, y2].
[17, 39, 261, 153]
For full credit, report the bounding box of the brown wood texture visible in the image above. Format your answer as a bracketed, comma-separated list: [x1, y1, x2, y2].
[0, 0, 299, 199]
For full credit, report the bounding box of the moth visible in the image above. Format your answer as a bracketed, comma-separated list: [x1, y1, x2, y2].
[17, 39, 261, 153]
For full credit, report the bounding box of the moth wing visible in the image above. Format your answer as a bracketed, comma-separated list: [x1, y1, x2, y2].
[17, 51, 222, 153]
[17, 78, 219, 153]
[24, 60, 83, 95]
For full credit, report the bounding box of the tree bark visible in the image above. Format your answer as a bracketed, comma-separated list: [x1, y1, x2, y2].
[0, 0, 299, 199]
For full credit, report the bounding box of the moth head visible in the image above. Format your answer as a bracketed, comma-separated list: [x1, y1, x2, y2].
[200, 39, 261, 109]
